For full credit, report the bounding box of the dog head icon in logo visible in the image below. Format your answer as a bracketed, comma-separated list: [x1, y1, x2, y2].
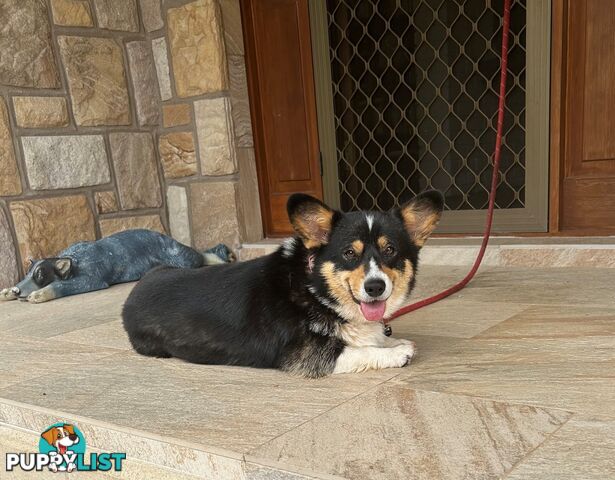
[39, 423, 86, 473]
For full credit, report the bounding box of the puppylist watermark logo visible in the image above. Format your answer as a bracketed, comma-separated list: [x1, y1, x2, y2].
[5, 423, 126, 473]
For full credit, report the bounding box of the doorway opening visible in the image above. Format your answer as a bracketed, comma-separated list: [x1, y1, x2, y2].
[311, 0, 550, 233]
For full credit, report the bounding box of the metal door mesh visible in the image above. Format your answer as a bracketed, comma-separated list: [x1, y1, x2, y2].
[326, 0, 526, 211]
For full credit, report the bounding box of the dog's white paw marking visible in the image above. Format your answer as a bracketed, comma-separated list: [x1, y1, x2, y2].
[390, 343, 416, 368]
[0, 288, 17, 301]
[27, 289, 53, 304]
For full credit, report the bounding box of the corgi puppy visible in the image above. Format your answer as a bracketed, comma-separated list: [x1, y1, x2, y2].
[122, 191, 444, 377]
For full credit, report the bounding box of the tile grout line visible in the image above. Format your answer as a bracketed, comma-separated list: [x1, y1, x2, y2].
[500, 413, 576, 479]
[245, 371, 405, 457]
[0, 372, 52, 394]
[394, 383, 581, 416]
[239, 452, 347, 480]
[1, 329, 128, 354]
[43, 336, 130, 353]
[44, 316, 124, 338]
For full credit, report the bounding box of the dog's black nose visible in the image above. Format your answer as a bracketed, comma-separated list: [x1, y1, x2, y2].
[364, 278, 386, 298]
[69, 434, 78, 441]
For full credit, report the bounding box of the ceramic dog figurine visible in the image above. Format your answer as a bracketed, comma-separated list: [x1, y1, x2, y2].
[0, 229, 233, 304]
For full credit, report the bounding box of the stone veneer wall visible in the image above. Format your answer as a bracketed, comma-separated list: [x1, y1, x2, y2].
[0, 0, 263, 289]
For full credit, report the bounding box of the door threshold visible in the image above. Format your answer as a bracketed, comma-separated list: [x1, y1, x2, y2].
[239, 236, 615, 267]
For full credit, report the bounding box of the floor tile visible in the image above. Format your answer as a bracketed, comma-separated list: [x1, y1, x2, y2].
[50, 320, 132, 351]
[0, 283, 134, 339]
[251, 384, 571, 480]
[0, 335, 119, 389]
[506, 415, 615, 479]
[390, 333, 462, 363]
[0, 400, 338, 480]
[0, 399, 247, 480]
[0, 352, 401, 453]
[398, 333, 615, 416]
[1, 265, 613, 477]
[243, 460, 342, 479]
[77, 457, 206, 479]
[409, 266, 486, 301]
[476, 305, 615, 339]
[390, 299, 528, 338]
[441, 268, 615, 307]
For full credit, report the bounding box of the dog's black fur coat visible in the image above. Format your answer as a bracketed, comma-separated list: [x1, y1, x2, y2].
[123, 242, 345, 376]
[123, 191, 444, 377]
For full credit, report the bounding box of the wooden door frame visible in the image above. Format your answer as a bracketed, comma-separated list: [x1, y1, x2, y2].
[548, 0, 614, 236]
[241, 0, 275, 236]
[549, 0, 566, 233]
[240, 0, 324, 237]
[552, 0, 615, 234]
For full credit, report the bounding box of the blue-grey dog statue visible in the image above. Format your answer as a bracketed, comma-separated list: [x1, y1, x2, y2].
[0, 229, 234, 304]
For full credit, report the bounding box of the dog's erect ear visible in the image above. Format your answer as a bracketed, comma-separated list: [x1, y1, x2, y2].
[41, 427, 58, 446]
[53, 258, 73, 279]
[397, 190, 444, 247]
[287, 194, 336, 249]
[63, 424, 75, 435]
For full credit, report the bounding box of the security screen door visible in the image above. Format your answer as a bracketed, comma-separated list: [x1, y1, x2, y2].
[310, 0, 550, 233]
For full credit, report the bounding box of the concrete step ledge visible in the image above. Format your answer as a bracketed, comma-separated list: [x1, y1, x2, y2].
[239, 238, 615, 268]
[0, 398, 344, 480]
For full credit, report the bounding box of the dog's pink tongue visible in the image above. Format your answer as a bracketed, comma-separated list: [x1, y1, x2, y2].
[360, 301, 386, 322]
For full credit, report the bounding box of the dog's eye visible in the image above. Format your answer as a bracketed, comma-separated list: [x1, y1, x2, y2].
[384, 245, 396, 256]
[343, 249, 356, 260]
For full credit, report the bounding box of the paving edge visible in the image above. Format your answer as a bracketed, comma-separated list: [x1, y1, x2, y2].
[0, 397, 346, 480]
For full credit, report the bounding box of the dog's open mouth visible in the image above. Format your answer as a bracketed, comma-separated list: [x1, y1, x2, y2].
[346, 281, 388, 322]
[359, 300, 387, 322]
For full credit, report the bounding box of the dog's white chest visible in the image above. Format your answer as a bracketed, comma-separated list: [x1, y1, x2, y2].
[338, 321, 387, 347]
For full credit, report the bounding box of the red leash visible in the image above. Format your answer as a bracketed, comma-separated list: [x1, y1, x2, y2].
[388, 0, 512, 321]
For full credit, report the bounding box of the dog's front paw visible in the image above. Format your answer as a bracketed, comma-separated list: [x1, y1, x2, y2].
[67, 463, 76, 473]
[27, 289, 54, 304]
[390, 343, 416, 368]
[0, 288, 17, 301]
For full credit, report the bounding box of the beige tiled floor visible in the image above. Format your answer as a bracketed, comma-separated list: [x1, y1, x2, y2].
[0, 266, 614, 479]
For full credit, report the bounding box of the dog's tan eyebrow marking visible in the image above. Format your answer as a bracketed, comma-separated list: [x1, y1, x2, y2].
[352, 240, 364, 255]
[377, 236, 389, 249]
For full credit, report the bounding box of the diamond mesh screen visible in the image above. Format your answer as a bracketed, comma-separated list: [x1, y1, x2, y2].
[327, 0, 527, 211]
